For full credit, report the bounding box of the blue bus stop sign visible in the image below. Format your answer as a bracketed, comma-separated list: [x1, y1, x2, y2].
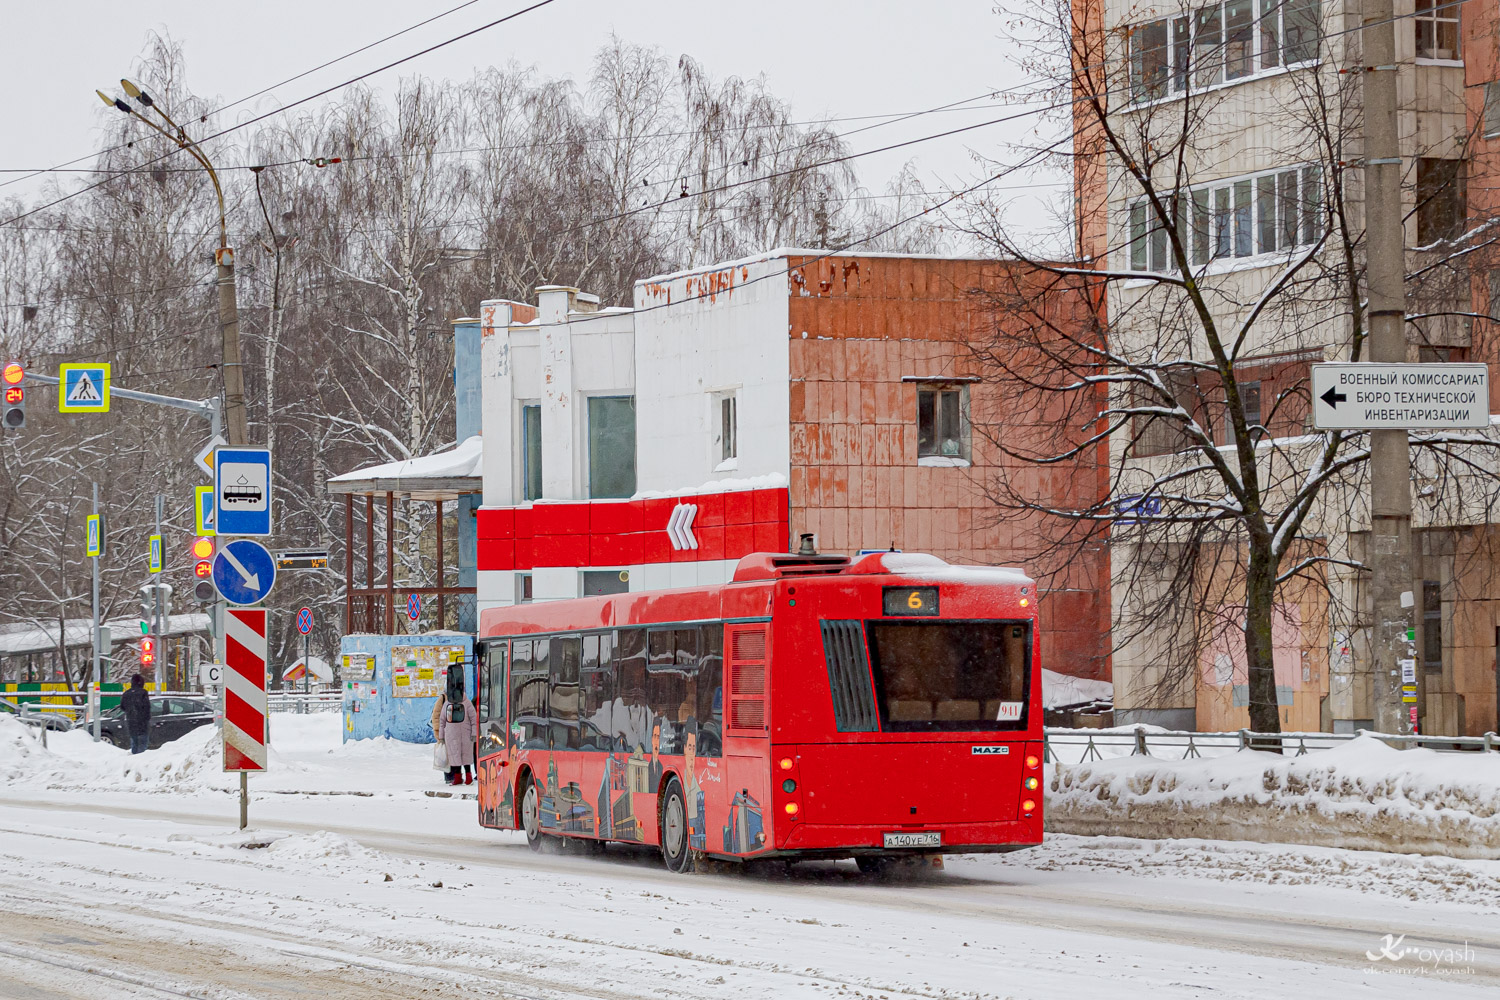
[212, 538, 277, 606]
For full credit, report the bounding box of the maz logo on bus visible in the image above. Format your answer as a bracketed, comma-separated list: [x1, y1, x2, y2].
[971, 746, 1011, 756]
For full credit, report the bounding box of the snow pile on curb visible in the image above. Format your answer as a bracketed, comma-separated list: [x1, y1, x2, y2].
[1046, 734, 1500, 858]
[0, 713, 435, 797]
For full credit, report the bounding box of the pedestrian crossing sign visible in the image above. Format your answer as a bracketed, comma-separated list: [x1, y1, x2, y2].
[149, 534, 162, 573]
[58, 363, 111, 413]
[86, 514, 102, 557]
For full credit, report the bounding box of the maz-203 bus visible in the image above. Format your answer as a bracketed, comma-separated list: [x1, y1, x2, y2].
[472, 547, 1044, 873]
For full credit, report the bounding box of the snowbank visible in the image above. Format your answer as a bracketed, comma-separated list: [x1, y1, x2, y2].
[1047, 735, 1500, 858]
[0, 713, 438, 797]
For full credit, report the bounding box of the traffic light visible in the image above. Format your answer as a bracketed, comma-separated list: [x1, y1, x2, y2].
[191, 536, 214, 580]
[139, 635, 156, 668]
[2, 362, 23, 429]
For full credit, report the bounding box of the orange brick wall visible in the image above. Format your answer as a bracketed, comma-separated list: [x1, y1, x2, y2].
[783, 254, 1109, 680]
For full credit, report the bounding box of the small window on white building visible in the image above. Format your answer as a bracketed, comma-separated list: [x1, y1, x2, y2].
[715, 392, 737, 465]
[1414, 0, 1459, 61]
[587, 395, 637, 499]
[916, 385, 970, 462]
[516, 573, 533, 604]
[581, 569, 630, 597]
[521, 404, 542, 501]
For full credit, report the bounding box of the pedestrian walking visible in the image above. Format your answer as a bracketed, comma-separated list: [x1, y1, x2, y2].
[121, 674, 151, 754]
[439, 691, 477, 785]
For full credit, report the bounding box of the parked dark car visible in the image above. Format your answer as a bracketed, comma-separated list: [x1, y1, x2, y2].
[98, 695, 216, 750]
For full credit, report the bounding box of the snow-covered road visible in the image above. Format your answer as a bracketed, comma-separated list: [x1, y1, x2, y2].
[2, 787, 1498, 999]
[3, 715, 1498, 998]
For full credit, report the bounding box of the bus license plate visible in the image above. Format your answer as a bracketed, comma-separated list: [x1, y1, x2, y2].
[883, 831, 941, 849]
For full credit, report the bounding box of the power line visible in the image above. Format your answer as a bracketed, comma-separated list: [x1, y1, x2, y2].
[0, 93, 1020, 177]
[0, 0, 492, 194]
[1, 0, 564, 227]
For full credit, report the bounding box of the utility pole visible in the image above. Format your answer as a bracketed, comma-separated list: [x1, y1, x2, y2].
[1363, 0, 1415, 734]
[97, 82, 247, 449]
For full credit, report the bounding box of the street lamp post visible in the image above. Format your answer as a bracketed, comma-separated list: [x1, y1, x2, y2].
[96, 81, 249, 449]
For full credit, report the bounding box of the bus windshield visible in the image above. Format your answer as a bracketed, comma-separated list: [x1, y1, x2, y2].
[865, 620, 1030, 731]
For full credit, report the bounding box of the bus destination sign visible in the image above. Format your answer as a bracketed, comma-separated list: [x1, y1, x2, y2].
[883, 586, 938, 617]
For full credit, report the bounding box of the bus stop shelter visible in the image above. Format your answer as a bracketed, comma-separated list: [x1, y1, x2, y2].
[327, 436, 481, 635]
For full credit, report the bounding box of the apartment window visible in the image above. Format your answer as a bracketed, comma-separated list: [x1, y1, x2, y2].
[521, 403, 542, 501]
[1414, 0, 1459, 61]
[587, 395, 637, 499]
[1129, 0, 1320, 102]
[1485, 82, 1500, 139]
[1416, 158, 1465, 244]
[716, 393, 737, 464]
[1422, 580, 1444, 673]
[1241, 379, 1263, 436]
[1131, 371, 1195, 457]
[1129, 165, 1323, 272]
[916, 386, 970, 461]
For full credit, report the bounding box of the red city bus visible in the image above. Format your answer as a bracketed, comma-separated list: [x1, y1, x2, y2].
[473, 548, 1043, 873]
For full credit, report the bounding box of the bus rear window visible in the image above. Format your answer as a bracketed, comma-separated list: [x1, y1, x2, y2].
[865, 621, 1030, 731]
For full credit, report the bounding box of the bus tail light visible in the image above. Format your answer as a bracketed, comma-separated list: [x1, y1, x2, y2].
[784, 802, 799, 816]
[1021, 799, 1036, 813]
[776, 751, 802, 825]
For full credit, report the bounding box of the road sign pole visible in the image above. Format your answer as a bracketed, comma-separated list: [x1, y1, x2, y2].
[90, 482, 101, 741]
[154, 494, 164, 690]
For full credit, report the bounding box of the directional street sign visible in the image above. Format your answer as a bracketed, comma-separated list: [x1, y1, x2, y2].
[1311, 363, 1489, 430]
[194, 485, 216, 536]
[296, 606, 314, 635]
[214, 448, 273, 536]
[194, 434, 227, 479]
[148, 534, 162, 573]
[85, 514, 102, 557]
[58, 363, 110, 413]
[211, 538, 277, 606]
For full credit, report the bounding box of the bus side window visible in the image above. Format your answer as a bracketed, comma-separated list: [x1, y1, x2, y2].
[616, 628, 650, 754]
[580, 633, 614, 751]
[510, 639, 549, 750]
[551, 635, 582, 751]
[696, 624, 724, 758]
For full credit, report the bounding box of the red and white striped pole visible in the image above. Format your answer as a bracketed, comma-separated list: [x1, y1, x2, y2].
[223, 608, 268, 829]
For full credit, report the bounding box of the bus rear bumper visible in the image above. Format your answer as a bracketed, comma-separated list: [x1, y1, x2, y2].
[777, 819, 1042, 855]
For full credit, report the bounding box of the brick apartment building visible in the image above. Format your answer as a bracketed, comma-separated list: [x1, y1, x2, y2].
[472, 251, 1109, 680]
[1074, 0, 1500, 732]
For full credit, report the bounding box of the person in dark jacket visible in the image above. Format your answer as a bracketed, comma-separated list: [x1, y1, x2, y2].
[121, 674, 152, 754]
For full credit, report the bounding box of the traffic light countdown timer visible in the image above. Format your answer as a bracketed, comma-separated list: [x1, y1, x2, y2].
[192, 536, 216, 603]
[2, 362, 24, 428]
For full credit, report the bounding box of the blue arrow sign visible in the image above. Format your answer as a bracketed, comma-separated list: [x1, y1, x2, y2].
[212, 538, 277, 606]
[214, 448, 273, 537]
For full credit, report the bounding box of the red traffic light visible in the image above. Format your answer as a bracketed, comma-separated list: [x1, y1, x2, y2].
[1, 362, 22, 386]
[191, 536, 214, 559]
[140, 636, 156, 665]
[194, 560, 212, 578]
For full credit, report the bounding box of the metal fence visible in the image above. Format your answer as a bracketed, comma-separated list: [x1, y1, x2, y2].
[266, 691, 341, 714]
[1043, 725, 1500, 764]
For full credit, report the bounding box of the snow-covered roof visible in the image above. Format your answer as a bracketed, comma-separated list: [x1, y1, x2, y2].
[283, 655, 333, 683]
[327, 436, 483, 500]
[0, 614, 211, 657]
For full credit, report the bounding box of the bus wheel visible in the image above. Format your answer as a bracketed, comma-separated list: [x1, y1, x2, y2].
[521, 778, 543, 852]
[660, 779, 694, 874]
[855, 855, 895, 876]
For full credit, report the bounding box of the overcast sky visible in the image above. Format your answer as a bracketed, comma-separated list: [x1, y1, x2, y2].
[2, 1, 1062, 233]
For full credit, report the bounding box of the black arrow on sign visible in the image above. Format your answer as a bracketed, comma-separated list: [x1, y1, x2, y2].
[1320, 386, 1347, 409]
